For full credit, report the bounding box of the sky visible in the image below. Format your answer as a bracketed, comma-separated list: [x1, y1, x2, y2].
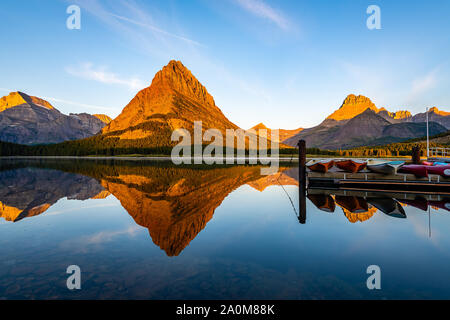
[0, 0, 449, 129]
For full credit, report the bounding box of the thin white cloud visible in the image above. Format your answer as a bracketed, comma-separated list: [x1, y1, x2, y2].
[0, 87, 116, 112]
[66, 62, 145, 91]
[235, 0, 291, 31]
[110, 13, 204, 47]
[71, 0, 203, 55]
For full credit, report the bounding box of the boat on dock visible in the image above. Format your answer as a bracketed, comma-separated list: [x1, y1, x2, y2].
[426, 165, 450, 177]
[366, 160, 405, 175]
[306, 160, 335, 173]
[433, 162, 449, 166]
[398, 165, 429, 178]
[335, 159, 367, 173]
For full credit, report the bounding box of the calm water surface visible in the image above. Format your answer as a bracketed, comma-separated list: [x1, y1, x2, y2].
[0, 159, 450, 299]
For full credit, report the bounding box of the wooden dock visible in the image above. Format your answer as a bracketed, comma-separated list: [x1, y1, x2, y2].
[307, 168, 450, 194]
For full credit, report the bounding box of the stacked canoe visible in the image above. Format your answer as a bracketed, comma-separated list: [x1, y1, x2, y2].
[306, 159, 450, 178]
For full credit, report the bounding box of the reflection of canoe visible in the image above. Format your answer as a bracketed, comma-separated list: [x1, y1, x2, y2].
[307, 194, 335, 213]
[397, 197, 428, 211]
[335, 196, 368, 213]
[306, 160, 335, 173]
[398, 165, 428, 178]
[429, 199, 450, 212]
[335, 160, 367, 173]
[367, 197, 406, 218]
[367, 160, 405, 175]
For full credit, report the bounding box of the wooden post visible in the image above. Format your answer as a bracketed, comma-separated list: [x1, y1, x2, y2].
[298, 140, 306, 187]
[298, 140, 306, 224]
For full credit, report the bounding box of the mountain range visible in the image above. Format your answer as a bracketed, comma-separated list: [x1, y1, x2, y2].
[0, 91, 111, 145]
[284, 94, 449, 149]
[1, 61, 449, 151]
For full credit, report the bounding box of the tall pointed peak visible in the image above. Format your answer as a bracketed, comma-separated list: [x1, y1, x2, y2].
[102, 60, 239, 136]
[149, 60, 215, 107]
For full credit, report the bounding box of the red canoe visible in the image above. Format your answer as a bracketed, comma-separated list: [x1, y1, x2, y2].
[306, 160, 335, 173]
[426, 165, 450, 177]
[335, 160, 367, 173]
[398, 165, 428, 178]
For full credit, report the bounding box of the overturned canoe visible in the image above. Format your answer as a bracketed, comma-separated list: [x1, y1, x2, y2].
[367, 160, 405, 175]
[426, 165, 450, 177]
[306, 160, 335, 173]
[398, 165, 429, 178]
[335, 159, 367, 173]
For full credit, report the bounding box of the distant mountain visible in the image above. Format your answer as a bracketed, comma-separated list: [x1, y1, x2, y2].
[285, 94, 449, 149]
[326, 94, 379, 121]
[0, 91, 110, 145]
[410, 107, 450, 129]
[102, 60, 239, 146]
[249, 123, 303, 143]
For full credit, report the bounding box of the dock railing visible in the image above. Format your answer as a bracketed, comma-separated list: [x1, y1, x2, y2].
[429, 147, 450, 158]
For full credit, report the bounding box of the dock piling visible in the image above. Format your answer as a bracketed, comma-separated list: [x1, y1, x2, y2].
[298, 139, 306, 224]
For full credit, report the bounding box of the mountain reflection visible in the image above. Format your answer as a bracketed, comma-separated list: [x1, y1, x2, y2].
[1, 160, 449, 256]
[0, 161, 296, 256]
[0, 167, 107, 222]
[98, 166, 265, 256]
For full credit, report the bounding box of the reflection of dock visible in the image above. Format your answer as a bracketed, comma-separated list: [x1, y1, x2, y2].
[307, 168, 450, 194]
[307, 188, 449, 228]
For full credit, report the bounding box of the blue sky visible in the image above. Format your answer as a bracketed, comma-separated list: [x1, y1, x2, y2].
[0, 0, 449, 129]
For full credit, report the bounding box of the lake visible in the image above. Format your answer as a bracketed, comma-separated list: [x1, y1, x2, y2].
[0, 159, 449, 299]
